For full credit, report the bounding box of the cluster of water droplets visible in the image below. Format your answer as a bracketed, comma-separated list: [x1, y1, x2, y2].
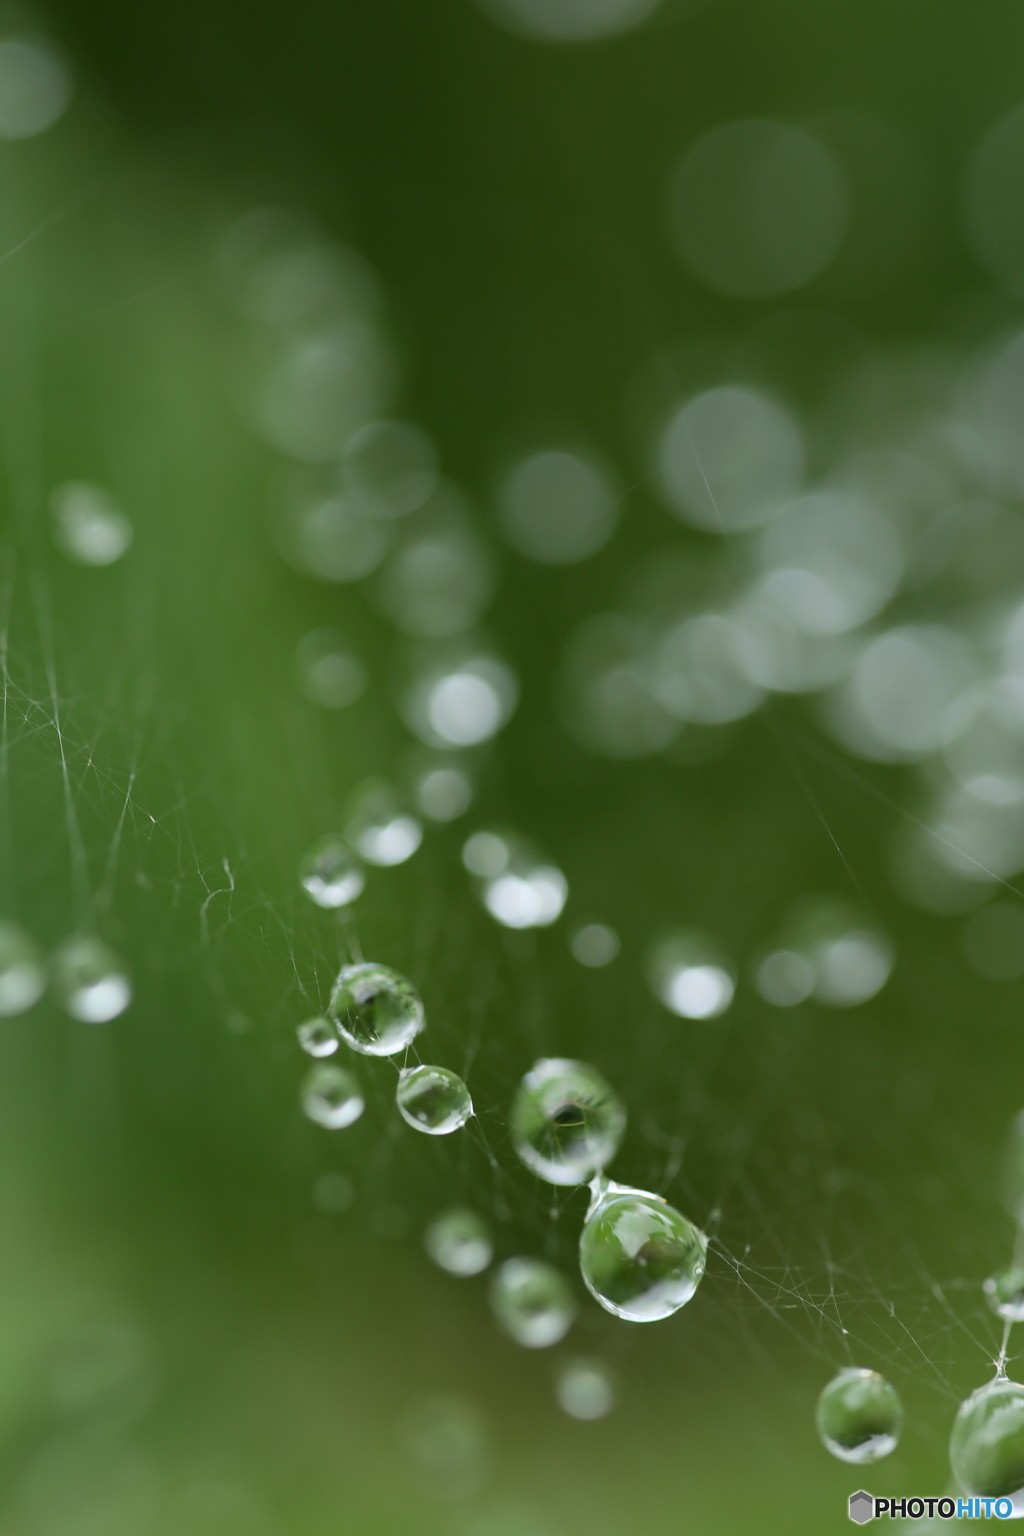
[0, 922, 130, 1025]
[812, 1107, 1024, 1508]
[295, 959, 472, 1143]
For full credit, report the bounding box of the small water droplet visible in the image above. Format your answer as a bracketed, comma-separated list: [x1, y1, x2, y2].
[50, 937, 131, 1023]
[296, 1016, 338, 1057]
[647, 930, 735, 1019]
[0, 921, 45, 1016]
[412, 756, 473, 822]
[510, 1058, 625, 1186]
[301, 1063, 364, 1129]
[345, 780, 422, 866]
[424, 1209, 493, 1276]
[329, 962, 424, 1056]
[950, 1377, 1024, 1497]
[489, 1257, 576, 1348]
[463, 830, 567, 929]
[396, 1065, 472, 1135]
[816, 1367, 902, 1465]
[569, 923, 619, 968]
[400, 1392, 489, 1500]
[295, 629, 365, 709]
[986, 1266, 1024, 1322]
[312, 1172, 354, 1213]
[579, 1180, 706, 1321]
[555, 1358, 616, 1420]
[299, 836, 365, 908]
[51, 483, 132, 566]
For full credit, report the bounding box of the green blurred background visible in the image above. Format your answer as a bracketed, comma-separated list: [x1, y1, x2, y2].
[0, 0, 1023, 1531]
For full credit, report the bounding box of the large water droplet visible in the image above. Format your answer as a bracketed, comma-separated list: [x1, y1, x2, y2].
[0, 921, 45, 1016]
[50, 937, 132, 1023]
[301, 1063, 364, 1129]
[396, 1065, 473, 1135]
[555, 1358, 616, 1420]
[578, 1180, 707, 1321]
[296, 1016, 338, 1058]
[986, 1266, 1024, 1323]
[510, 1058, 625, 1186]
[816, 1367, 903, 1465]
[424, 1209, 493, 1276]
[329, 962, 424, 1056]
[299, 835, 365, 908]
[950, 1378, 1024, 1498]
[489, 1258, 576, 1348]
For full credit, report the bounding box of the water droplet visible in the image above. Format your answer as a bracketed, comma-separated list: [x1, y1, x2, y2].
[281, 493, 390, 582]
[329, 962, 424, 1056]
[296, 1016, 338, 1058]
[401, 1392, 490, 1499]
[986, 1266, 1024, 1322]
[403, 647, 518, 749]
[647, 931, 735, 1019]
[300, 1063, 364, 1129]
[312, 1171, 354, 1212]
[760, 897, 893, 1008]
[816, 1367, 902, 1465]
[555, 1358, 616, 1420]
[376, 486, 496, 637]
[0, 39, 70, 140]
[490, 1258, 576, 1348]
[510, 1058, 625, 1186]
[345, 780, 422, 866]
[51, 483, 132, 567]
[498, 448, 618, 566]
[0, 921, 45, 1016]
[950, 1378, 1024, 1497]
[412, 758, 473, 822]
[569, 923, 619, 969]
[755, 948, 814, 1007]
[424, 1209, 493, 1276]
[344, 420, 439, 519]
[670, 123, 848, 301]
[299, 835, 364, 908]
[294, 629, 365, 708]
[50, 937, 131, 1023]
[579, 1179, 707, 1321]
[396, 1065, 473, 1135]
[463, 831, 568, 930]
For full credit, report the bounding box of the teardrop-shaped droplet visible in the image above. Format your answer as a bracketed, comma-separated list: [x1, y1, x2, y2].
[396, 1065, 472, 1135]
[50, 937, 131, 1023]
[299, 835, 365, 909]
[578, 1179, 706, 1322]
[0, 921, 45, 1016]
[489, 1257, 576, 1348]
[329, 962, 424, 1056]
[986, 1266, 1024, 1323]
[950, 1378, 1024, 1499]
[296, 1016, 338, 1058]
[424, 1209, 492, 1276]
[816, 1367, 903, 1465]
[301, 1063, 364, 1129]
[510, 1058, 625, 1186]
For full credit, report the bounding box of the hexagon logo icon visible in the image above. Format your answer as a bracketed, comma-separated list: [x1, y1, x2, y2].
[848, 1490, 874, 1524]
